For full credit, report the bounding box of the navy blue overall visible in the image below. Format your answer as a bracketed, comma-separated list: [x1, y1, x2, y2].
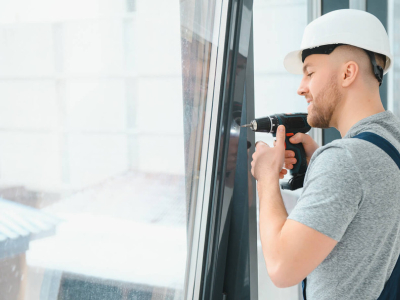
[302, 132, 400, 300]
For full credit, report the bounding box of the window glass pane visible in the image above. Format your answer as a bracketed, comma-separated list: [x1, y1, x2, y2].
[0, 0, 218, 298]
[253, 0, 308, 299]
[392, 0, 400, 117]
[321, 0, 349, 15]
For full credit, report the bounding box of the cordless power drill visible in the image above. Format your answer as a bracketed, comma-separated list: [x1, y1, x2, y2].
[242, 113, 311, 190]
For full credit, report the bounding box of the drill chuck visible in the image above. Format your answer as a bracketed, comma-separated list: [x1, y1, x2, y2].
[246, 116, 279, 132]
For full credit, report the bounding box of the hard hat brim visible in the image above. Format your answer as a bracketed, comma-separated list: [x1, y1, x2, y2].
[283, 50, 304, 75]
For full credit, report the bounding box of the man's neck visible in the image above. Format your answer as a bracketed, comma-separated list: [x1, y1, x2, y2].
[332, 89, 384, 137]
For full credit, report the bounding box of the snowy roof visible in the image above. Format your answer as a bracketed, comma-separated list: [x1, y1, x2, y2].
[0, 197, 62, 259]
[27, 172, 187, 291]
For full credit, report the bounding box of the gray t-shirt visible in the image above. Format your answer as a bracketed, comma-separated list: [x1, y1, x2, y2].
[288, 111, 400, 300]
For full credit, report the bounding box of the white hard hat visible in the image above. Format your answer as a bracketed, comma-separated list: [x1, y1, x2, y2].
[284, 9, 393, 76]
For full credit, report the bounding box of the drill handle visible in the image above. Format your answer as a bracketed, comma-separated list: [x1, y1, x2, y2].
[285, 135, 308, 175]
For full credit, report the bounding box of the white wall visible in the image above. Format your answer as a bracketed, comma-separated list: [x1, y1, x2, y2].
[254, 0, 308, 146]
[253, 0, 308, 298]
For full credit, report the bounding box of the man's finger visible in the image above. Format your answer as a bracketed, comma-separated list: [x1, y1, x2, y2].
[289, 132, 305, 144]
[285, 158, 297, 165]
[276, 125, 285, 147]
[285, 150, 295, 158]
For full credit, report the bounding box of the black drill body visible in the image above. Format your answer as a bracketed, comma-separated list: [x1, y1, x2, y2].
[246, 113, 311, 190]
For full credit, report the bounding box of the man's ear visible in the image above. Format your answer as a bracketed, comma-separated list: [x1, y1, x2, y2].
[342, 61, 358, 87]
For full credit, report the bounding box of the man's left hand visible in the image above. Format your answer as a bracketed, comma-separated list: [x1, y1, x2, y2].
[251, 125, 286, 181]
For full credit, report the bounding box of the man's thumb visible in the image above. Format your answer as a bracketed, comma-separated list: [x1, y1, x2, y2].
[276, 125, 285, 146]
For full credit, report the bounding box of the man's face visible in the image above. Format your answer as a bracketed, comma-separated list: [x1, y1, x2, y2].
[297, 54, 343, 129]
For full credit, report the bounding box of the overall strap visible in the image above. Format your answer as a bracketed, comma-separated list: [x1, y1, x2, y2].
[302, 278, 307, 300]
[353, 132, 400, 300]
[353, 132, 400, 170]
[302, 132, 400, 300]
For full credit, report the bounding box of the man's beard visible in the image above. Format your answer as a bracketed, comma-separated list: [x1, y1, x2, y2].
[307, 76, 342, 129]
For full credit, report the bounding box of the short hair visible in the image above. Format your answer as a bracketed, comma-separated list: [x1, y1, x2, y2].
[333, 45, 385, 85]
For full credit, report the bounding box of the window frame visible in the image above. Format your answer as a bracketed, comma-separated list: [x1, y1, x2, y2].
[184, 0, 258, 299]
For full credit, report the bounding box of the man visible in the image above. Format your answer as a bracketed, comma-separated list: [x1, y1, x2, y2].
[251, 9, 400, 300]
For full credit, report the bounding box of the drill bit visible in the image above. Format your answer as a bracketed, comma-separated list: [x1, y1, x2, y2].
[241, 120, 258, 130]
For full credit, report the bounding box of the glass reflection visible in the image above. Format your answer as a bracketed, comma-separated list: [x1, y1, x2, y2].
[180, 0, 219, 289]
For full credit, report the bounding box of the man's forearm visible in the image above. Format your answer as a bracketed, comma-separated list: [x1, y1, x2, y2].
[258, 175, 288, 280]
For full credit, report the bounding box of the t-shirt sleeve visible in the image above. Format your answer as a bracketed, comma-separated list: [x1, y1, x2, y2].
[288, 144, 363, 242]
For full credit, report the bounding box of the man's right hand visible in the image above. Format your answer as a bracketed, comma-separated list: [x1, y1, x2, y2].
[284, 133, 319, 170]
